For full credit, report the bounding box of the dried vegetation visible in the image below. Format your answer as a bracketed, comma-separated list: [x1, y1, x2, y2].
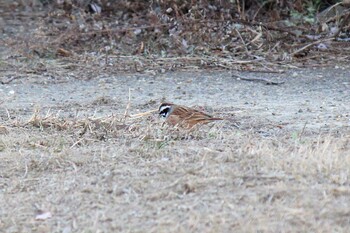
[2, 0, 350, 77]
[0, 105, 349, 231]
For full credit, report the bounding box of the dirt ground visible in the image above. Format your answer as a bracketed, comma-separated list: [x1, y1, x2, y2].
[1, 65, 350, 232]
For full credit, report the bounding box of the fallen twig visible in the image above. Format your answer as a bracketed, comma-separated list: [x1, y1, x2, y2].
[232, 73, 284, 85]
[0, 76, 20, 84]
[291, 38, 335, 56]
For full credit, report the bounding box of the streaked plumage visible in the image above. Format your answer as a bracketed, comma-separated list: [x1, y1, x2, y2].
[159, 102, 222, 129]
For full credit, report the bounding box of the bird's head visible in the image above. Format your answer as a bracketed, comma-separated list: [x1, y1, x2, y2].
[159, 103, 174, 118]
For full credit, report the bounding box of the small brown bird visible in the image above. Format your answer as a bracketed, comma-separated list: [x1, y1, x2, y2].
[159, 102, 222, 129]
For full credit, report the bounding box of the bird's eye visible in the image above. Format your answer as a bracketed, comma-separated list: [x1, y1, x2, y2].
[159, 110, 167, 118]
[159, 106, 171, 118]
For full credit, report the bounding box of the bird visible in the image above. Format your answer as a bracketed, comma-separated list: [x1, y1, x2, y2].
[159, 102, 222, 129]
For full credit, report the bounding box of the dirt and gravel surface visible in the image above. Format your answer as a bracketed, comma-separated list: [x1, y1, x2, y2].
[1, 66, 350, 232]
[1, 67, 349, 132]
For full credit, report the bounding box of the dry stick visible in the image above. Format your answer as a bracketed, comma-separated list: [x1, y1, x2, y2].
[22, 156, 28, 179]
[123, 88, 132, 121]
[245, 69, 284, 74]
[5, 109, 11, 121]
[298, 121, 308, 141]
[0, 76, 20, 84]
[291, 38, 335, 56]
[70, 138, 84, 149]
[235, 28, 250, 55]
[249, 28, 263, 45]
[232, 73, 284, 85]
[236, 0, 242, 19]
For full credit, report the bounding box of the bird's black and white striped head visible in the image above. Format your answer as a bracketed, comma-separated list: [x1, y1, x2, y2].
[159, 103, 173, 118]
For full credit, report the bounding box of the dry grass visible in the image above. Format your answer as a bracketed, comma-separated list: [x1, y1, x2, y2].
[1, 110, 349, 232]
